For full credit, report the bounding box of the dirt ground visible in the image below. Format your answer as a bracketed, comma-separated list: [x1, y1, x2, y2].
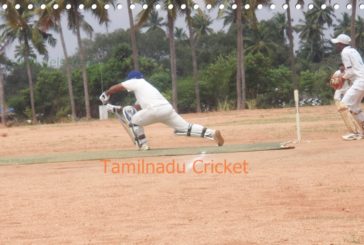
[0, 105, 363, 245]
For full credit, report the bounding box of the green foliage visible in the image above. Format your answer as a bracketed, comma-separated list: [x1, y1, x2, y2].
[200, 54, 236, 110]
[3, 7, 355, 122]
[84, 30, 131, 63]
[5, 62, 42, 119]
[177, 77, 195, 112]
[197, 31, 236, 69]
[245, 52, 272, 98]
[217, 99, 235, 111]
[256, 66, 293, 108]
[110, 43, 132, 61]
[138, 29, 169, 63]
[7, 88, 29, 119]
[149, 71, 171, 92]
[175, 39, 192, 76]
[299, 69, 333, 105]
[5, 62, 40, 95]
[35, 67, 69, 122]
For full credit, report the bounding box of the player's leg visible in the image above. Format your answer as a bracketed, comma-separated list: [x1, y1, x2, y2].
[339, 87, 364, 140]
[342, 87, 364, 125]
[162, 110, 224, 146]
[124, 104, 175, 149]
[121, 106, 149, 150]
[333, 90, 343, 101]
[131, 106, 170, 126]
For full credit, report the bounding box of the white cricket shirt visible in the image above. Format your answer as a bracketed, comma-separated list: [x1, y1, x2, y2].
[341, 46, 364, 90]
[121, 78, 170, 109]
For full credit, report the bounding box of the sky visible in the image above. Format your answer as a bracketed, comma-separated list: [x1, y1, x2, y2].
[0, 0, 362, 66]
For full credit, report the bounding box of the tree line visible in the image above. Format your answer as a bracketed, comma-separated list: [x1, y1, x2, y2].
[0, 0, 363, 124]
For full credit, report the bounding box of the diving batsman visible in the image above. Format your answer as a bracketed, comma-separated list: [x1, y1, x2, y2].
[99, 71, 224, 150]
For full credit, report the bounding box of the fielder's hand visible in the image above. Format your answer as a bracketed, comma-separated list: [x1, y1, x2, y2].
[330, 74, 344, 90]
[99, 92, 110, 104]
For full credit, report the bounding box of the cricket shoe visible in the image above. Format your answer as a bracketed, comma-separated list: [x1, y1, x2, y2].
[213, 130, 224, 146]
[139, 144, 150, 151]
[342, 133, 363, 141]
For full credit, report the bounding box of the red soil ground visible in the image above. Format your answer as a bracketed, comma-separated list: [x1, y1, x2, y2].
[0, 105, 363, 244]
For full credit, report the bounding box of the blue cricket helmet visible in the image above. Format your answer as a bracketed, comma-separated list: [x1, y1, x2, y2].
[127, 70, 144, 79]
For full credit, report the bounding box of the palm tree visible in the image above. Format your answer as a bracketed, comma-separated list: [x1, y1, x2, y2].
[65, 0, 113, 119]
[333, 5, 358, 42]
[350, 0, 357, 48]
[285, 0, 303, 90]
[265, 13, 287, 44]
[185, 4, 204, 112]
[355, 16, 364, 53]
[137, 0, 185, 111]
[0, 3, 56, 123]
[141, 9, 165, 32]
[211, 0, 270, 109]
[189, 9, 215, 112]
[295, 0, 334, 62]
[295, 16, 325, 62]
[305, 0, 334, 27]
[235, 0, 245, 109]
[191, 9, 214, 37]
[126, 0, 139, 70]
[174, 27, 188, 40]
[237, 0, 270, 109]
[0, 37, 10, 126]
[244, 23, 280, 57]
[37, 0, 77, 121]
[0, 65, 5, 126]
[334, 13, 364, 53]
[333, 13, 351, 35]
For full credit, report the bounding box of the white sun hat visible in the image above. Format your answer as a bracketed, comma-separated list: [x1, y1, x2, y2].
[331, 34, 351, 45]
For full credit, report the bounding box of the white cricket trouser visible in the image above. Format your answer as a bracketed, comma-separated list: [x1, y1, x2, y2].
[342, 85, 364, 122]
[131, 104, 214, 137]
[334, 81, 351, 101]
[334, 88, 349, 101]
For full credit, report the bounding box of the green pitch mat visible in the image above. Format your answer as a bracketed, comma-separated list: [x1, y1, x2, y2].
[0, 142, 294, 165]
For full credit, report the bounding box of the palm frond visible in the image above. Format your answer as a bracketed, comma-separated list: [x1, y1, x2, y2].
[80, 18, 94, 38]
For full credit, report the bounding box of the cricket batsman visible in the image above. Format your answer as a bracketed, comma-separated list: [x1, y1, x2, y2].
[331, 34, 364, 140]
[99, 70, 224, 150]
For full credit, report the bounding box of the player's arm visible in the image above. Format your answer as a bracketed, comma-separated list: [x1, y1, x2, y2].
[330, 70, 344, 89]
[99, 83, 126, 104]
[106, 84, 125, 96]
[341, 52, 354, 81]
[134, 104, 142, 111]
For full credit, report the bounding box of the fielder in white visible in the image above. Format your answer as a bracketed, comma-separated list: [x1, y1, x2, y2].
[331, 34, 364, 140]
[99, 71, 224, 150]
[332, 63, 351, 101]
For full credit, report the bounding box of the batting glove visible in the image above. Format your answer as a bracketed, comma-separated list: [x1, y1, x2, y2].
[99, 92, 110, 104]
[106, 104, 122, 113]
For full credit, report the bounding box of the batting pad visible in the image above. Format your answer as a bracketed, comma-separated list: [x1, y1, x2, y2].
[0, 142, 294, 165]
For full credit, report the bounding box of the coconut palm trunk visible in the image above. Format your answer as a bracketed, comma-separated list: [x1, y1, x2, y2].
[186, 7, 201, 112]
[57, 20, 77, 121]
[286, 0, 299, 89]
[127, 0, 139, 70]
[76, 21, 91, 119]
[351, 0, 357, 47]
[236, 0, 245, 110]
[167, 13, 178, 111]
[24, 54, 37, 123]
[0, 70, 5, 126]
